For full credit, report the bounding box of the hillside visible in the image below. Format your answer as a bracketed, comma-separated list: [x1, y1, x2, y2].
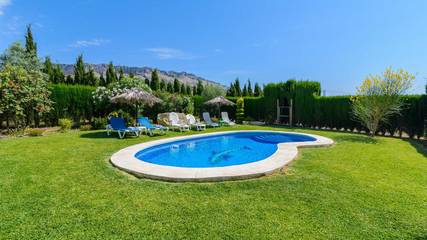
[59, 64, 221, 87]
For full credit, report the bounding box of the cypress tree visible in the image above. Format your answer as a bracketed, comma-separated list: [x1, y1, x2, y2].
[247, 79, 253, 96]
[173, 78, 180, 93]
[66, 75, 74, 84]
[254, 83, 262, 96]
[180, 84, 186, 94]
[160, 79, 167, 91]
[227, 82, 236, 96]
[86, 66, 99, 86]
[242, 84, 248, 96]
[53, 64, 65, 83]
[118, 67, 125, 80]
[25, 24, 37, 57]
[150, 70, 160, 91]
[186, 85, 192, 95]
[74, 54, 86, 85]
[193, 86, 197, 95]
[234, 78, 242, 96]
[145, 78, 150, 87]
[99, 73, 106, 86]
[196, 80, 204, 95]
[106, 62, 117, 85]
[167, 82, 174, 93]
[129, 71, 135, 78]
[43, 56, 54, 82]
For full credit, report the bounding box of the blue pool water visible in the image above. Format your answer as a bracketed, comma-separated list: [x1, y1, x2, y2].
[135, 132, 316, 168]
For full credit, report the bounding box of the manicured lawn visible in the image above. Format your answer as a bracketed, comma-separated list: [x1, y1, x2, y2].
[0, 125, 426, 239]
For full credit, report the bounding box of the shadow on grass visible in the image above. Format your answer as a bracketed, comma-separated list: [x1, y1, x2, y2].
[80, 131, 117, 139]
[332, 134, 378, 144]
[406, 139, 427, 158]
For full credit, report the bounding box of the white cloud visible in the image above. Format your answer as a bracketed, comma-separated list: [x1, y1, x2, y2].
[145, 47, 197, 60]
[0, 0, 11, 16]
[69, 38, 110, 48]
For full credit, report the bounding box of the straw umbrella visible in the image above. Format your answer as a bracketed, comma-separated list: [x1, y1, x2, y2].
[204, 96, 236, 117]
[110, 88, 162, 122]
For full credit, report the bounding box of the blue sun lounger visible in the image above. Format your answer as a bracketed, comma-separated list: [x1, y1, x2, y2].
[107, 117, 140, 139]
[137, 117, 168, 136]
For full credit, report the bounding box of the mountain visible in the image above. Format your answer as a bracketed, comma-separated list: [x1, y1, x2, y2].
[59, 64, 221, 87]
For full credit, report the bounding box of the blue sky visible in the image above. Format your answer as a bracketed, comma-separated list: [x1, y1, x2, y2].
[0, 0, 426, 94]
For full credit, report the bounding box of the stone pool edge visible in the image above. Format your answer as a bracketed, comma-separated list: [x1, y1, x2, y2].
[110, 130, 334, 182]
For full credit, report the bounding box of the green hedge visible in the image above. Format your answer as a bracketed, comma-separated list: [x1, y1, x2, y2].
[49, 84, 96, 123]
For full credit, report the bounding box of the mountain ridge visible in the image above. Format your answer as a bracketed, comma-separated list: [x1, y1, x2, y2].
[59, 64, 221, 87]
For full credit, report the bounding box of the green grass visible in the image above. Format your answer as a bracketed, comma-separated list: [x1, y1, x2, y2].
[0, 125, 426, 239]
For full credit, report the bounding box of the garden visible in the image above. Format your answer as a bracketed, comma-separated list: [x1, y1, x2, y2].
[0, 26, 426, 239]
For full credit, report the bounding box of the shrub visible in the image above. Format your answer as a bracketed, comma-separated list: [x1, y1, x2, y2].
[91, 117, 107, 130]
[26, 128, 45, 136]
[236, 97, 245, 123]
[58, 118, 72, 132]
[79, 125, 92, 131]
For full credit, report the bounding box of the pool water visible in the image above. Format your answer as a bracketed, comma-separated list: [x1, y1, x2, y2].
[135, 132, 316, 168]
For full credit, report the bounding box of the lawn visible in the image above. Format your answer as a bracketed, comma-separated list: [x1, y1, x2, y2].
[0, 125, 426, 239]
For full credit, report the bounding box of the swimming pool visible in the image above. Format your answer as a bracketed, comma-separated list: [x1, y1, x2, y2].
[111, 130, 333, 181]
[135, 132, 316, 168]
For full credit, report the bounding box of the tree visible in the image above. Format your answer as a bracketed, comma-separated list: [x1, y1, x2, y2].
[129, 71, 135, 78]
[106, 62, 117, 85]
[196, 80, 204, 95]
[52, 64, 65, 83]
[145, 78, 150, 87]
[254, 83, 262, 96]
[351, 67, 414, 137]
[25, 24, 37, 58]
[150, 69, 160, 91]
[180, 84, 186, 94]
[201, 84, 226, 101]
[192, 86, 197, 95]
[227, 82, 236, 96]
[247, 79, 253, 96]
[173, 78, 180, 93]
[43, 56, 54, 82]
[160, 79, 167, 91]
[86, 66, 99, 86]
[99, 73, 106, 86]
[66, 75, 73, 84]
[74, 54, 85, 85]
[234, 78, 242, 96]
[242, 84, 248, 96]
[167, 82, 174, 93]
[118, 67, 125, 80]
[236, 97, 245, 123]
[186, 85, 192, 95]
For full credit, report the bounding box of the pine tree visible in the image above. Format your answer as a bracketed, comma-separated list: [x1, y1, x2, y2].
[25, 24, 37, 58]
[160, 79, 167, 91]
[247, 79, 253, 96]
[254, 83, 262, 96]
[43, 56, 54, 82]
[106, 62, 117, 85]
[193, 86, 197, 95]
[118, 67, 125, 80]
[180, 84, 186, 94]
[173, 78, 180, 93]
[242, 84, 248, 96]
[74, 54, 86, 85]
[167, 82, 174, 93]
[226, 82, 236, 96]
[196, 80, 204, 95]
[186, 85, 192, 95]
[150, 70, 160, 91]
[234, 78, 242, 96]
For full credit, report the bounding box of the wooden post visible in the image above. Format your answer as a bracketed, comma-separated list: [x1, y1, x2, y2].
[289, 99, 293, 127]
[276, 99, 280, 124]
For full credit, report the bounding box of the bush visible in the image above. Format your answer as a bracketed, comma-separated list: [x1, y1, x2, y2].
[79, 125, 92, 131]
[91, 117, 107, 130]
[26, 128, 45, 136]
[58, 118, 72, 132]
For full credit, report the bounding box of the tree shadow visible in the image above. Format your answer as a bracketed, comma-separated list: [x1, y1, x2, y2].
[406, 139, 427, 158]
[80, 131, 118, 139]
[332, 134, 378, 144]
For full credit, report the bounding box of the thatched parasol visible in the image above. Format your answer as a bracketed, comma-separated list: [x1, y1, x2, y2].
[204, 96, 236, 117]
[111, 88, 162, 121]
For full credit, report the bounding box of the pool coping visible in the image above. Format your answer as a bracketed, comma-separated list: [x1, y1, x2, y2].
[110, 130, 334, 182]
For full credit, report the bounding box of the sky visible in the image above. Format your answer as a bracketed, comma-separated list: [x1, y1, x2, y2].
[0, 0, 426, 95]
